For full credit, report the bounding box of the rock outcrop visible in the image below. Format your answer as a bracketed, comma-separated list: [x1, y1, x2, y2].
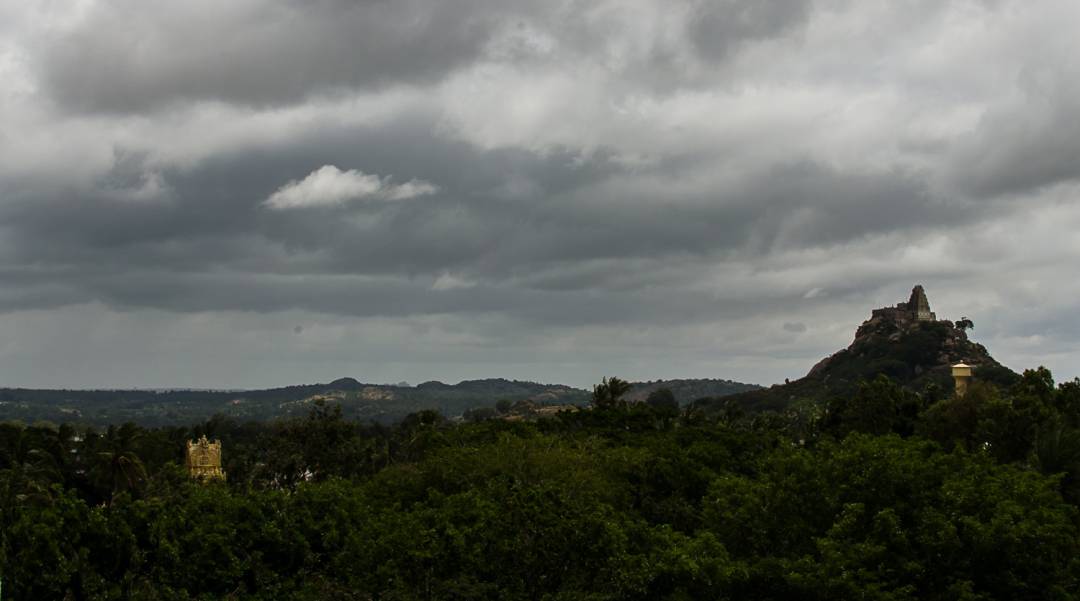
[721, 286, 1016, 412]
[808, 285, 988, 380]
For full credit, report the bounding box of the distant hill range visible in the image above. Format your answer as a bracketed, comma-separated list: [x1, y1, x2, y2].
[0, 375, 760, 427]
[624, 379, 762, 403]
[11, 286, 993, 426]
[715, 285, 1018, 413]
[0, 378, 586, 427]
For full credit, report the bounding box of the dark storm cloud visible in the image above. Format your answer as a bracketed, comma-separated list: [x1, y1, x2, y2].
[5, 0, 1080, 388]
[0, 116, 626, 277]
[31, 0, 826, 115]
[0, 261, 801, 329]
[0, 113, 963, 322]
[952, 72, 1080, 198]
[36, 0, 519, 113]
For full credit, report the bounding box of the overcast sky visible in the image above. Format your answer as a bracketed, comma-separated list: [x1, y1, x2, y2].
[2, 0, 1079, 389]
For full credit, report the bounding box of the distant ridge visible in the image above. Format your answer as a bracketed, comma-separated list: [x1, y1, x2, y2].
[717, 285, 1018, 412]
[0, 378, 588, 426]
[0, 375, 762, 427]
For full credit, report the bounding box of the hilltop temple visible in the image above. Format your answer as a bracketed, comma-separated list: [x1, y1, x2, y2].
[185, 435, 226, 480]
[871, 285, 937, 323]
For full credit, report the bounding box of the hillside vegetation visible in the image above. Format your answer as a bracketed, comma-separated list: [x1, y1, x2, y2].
[623, 378, 761, 404]
[1, 365, 1079, 599]
[0, 378, 591, 426]
[0, 377, 760, 427]
[717, 289, 1017, 413]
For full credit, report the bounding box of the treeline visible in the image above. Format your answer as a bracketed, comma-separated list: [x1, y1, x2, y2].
[0, 379, 593, 428]
[1, 369, 1079, 599]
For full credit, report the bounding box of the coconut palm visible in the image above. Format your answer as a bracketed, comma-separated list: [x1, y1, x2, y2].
[90, 423, 147, 504]
[0, 428, 61, 506]
[1035, 424, 1080, 502]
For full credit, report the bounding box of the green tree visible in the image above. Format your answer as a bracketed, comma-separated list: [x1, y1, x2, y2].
[975, 368, 1057, 463]
[90, 423, 148, 504]
[1054, 378, 1080, 428]
[1035, 424, 1080, 503]
[0, 426, 61, 507]
[592, 376, 632, 409]
[646, 388, 678, 411]
[919, 381, 987, 449]
[826, 375, 921, 437]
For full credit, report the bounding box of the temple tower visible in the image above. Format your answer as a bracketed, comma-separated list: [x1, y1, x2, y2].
[908, 285, 936, 321]
[185, 435, 226, 480]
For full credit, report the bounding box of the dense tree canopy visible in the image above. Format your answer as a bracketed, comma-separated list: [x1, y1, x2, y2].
[1, 368, 1079, 599]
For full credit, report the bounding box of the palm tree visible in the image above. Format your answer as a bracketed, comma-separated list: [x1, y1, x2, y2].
[0, 428, 63, 596]
[1035, 425, 1080, 502]
[90, 423, 147, 504]
[0, 429, 61, 506]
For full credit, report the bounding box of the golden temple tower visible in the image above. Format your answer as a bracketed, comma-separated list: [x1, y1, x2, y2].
[185, 435, 226, 480]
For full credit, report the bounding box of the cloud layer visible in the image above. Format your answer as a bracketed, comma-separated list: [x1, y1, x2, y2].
[2, 0, 1080, 388]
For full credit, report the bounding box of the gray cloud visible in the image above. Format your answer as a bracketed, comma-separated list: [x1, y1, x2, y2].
[36, 0, 516, 113]
[29, 0, 836, 116]
[689, 0, 813, 61]
[0, 132, 959, 308]
[783, 322, 807, 333]
[951, 70, 1080, 197]
[3, 0, 1080, 388]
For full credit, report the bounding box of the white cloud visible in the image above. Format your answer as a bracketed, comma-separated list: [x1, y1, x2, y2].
[385, 178, 439, 201]
[264, 165, 437, 209]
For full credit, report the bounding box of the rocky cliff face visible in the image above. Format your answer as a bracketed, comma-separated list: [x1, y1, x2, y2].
[720, 286, 1016, 412]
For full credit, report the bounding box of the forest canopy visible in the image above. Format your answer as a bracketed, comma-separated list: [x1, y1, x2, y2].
[1, 368, 1079, 600]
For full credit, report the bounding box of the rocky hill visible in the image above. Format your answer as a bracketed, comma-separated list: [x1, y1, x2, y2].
[716, 286, 1018, 412]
